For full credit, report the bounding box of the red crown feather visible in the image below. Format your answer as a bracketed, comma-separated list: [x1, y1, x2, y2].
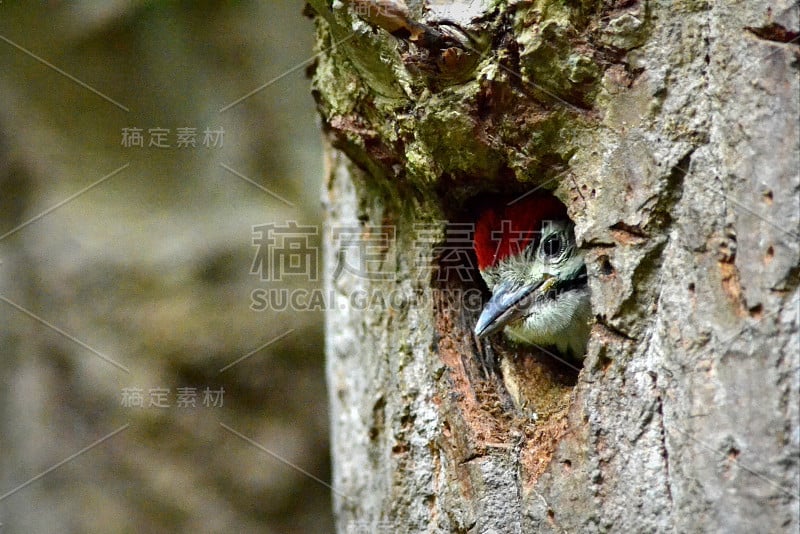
[473, 196, 566, 271]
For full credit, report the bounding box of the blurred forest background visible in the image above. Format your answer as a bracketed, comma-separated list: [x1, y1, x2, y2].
[0, 2, 332, 533]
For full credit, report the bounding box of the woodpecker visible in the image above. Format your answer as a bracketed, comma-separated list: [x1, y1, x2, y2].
[472, 196, 591, 358]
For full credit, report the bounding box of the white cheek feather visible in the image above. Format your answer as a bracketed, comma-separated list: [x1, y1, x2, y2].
[505, 288, 591, 357]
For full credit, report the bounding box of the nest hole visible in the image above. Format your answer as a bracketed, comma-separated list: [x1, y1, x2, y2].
[431, 190, 589, 482]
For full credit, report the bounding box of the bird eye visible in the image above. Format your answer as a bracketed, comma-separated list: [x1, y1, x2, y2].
[541, 234, 565, 259]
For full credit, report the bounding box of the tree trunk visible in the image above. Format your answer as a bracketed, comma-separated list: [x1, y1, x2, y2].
[308, 1, 799, 531]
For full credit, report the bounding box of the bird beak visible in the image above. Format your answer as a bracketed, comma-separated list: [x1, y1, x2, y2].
[474, 274, 556, 338]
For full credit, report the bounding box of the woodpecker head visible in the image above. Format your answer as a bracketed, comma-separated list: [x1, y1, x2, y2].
[473, 196, 591, 358]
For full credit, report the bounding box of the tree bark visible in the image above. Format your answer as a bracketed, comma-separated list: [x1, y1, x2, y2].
[309, 0, 799, 532]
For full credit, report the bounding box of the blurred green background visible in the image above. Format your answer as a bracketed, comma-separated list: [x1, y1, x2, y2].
[0, 2, 331, 532]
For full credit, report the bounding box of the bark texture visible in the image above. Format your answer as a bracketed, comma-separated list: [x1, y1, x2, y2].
[311, 0, 799, 532]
